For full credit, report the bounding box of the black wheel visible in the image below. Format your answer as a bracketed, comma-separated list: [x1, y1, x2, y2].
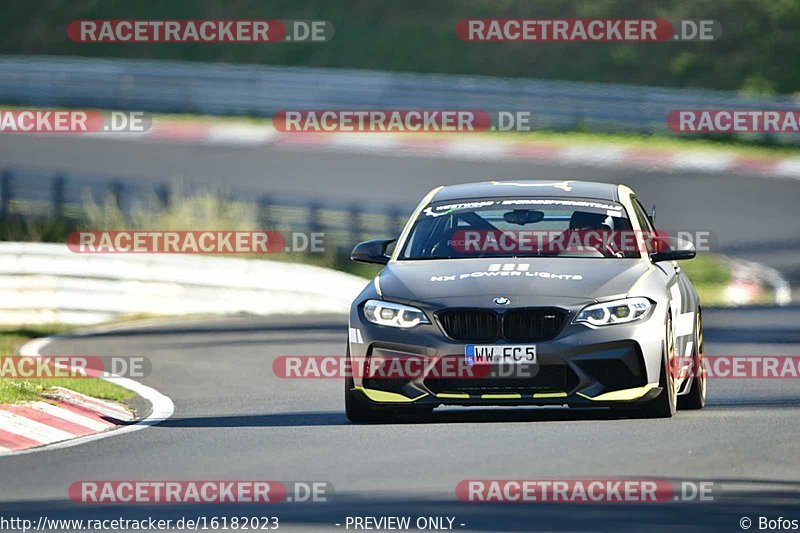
[638, 314, 677, 419]
[344, 348, 396, 424]
[678, 311, 706, 410]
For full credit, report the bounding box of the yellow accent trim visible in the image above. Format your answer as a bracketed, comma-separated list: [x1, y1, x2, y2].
[437, 392, 470, 399]
[389, 185, 444, 262]
[577, 383, 658, 402]
[481, 393, 522, 400]
[617, 184, 649, 261]
[355, 386, 426, 403]
[533, 392, 568, 399]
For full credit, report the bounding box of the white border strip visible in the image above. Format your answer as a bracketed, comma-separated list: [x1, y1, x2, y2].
[25, 401, 112, 432]
[721, 254, 792, 306]
[0, 333, 174, 457]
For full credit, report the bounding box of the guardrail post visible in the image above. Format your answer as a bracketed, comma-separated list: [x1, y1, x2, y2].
[0, 170, 12, 221]
[389, 206, 405, 236]
[110, 181, 124, 211]
[52, 175, 65, 218]
[258, 194, 273, 228]
[572, 104, 584, 130]
[155, 183, 170, 209]
[349, 203, 363, 244]
[309, 202, 322, 252]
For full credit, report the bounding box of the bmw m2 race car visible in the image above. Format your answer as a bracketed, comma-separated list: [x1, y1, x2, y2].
[345, 180, 706, 422]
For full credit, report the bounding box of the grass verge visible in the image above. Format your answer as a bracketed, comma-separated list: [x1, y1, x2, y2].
[681, 254, 732, 306]
[0, 325, 135, 405]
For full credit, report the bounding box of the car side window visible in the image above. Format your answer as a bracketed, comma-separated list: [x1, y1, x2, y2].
[630, 196, 654, 234]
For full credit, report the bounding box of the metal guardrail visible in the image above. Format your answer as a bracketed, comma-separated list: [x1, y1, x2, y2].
[1, 55, 799, 142]
[0, 242, 366, 324]
[0, 168, 412, 251]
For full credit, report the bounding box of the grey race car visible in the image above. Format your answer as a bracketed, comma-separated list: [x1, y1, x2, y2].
[345, 180, 706, 422]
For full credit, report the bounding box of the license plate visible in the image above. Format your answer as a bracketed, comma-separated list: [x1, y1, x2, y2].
[465, 345, 537, 366]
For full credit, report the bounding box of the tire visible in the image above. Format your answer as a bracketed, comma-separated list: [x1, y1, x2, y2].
[344, 348, 397, 424]
[638, 314, 677, 419]
[678, 311, 706, 410]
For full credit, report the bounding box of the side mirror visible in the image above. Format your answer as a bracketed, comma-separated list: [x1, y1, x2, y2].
[351, 238, 395, 265]
[649, 236, 696, 262]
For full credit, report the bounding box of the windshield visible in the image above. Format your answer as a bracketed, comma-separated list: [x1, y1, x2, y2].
[398, 196, 641, 260]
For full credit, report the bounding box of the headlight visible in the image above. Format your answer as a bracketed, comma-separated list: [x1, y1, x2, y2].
[574, 297, 653, 327]
[363, 299, 430, 328]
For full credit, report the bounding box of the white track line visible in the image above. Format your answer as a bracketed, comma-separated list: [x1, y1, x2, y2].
[560, 145, 626, 166]
[722, 254, 792, 306]
[442, 139, 511, 160]
[0, 333, 175, 457]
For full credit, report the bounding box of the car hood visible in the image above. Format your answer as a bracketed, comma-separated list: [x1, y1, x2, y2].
[378, 257, 651, 307]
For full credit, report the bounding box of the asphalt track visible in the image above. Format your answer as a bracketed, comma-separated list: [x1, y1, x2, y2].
[1, 310, 800, 531]
[1, 136, 799, 531]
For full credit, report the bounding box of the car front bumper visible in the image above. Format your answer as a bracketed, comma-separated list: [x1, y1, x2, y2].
[348, 301, 667, 408]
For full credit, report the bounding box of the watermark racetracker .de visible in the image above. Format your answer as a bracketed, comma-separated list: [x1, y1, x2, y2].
[67, 231, 324, 254]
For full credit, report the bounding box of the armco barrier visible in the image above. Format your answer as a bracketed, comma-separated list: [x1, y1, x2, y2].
[1, 55, 799, 142]
[0, 242, 367, 324]
[0, 168, 411, 253]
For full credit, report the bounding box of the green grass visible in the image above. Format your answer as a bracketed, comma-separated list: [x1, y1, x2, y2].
[481, 129, 800, 158]
[0, 325, 135, 405]
[681, 254, 732, 306]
